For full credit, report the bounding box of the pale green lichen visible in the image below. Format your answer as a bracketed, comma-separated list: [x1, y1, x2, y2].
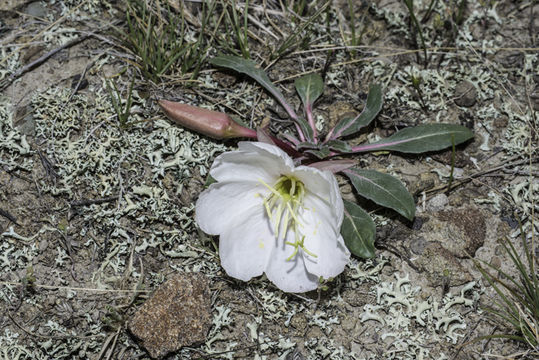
[202, 305, 237, 359]
[0, 97, 33, 171]
[360, 273, 479, 359]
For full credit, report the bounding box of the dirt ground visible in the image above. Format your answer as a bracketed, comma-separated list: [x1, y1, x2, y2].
[0, 0, 537, 359]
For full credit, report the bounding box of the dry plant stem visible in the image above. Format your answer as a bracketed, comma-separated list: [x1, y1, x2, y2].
[0, 280, 151, 294]
[0, 35, 91, 91]
[192, 87, 252, 120]
[0, 0, 89, 68]
[7, 309, 103, 340]
[97, 328, 121, 360]
[263, 0, 287, 38]
[0, 208, 18, 224]
[235, 1, 279, 40]
[424, 157, 536, 195]
[70, 196, 118, 207]
[276, 46, 539, 83]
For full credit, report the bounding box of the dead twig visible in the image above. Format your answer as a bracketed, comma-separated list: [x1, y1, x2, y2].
[0, 34, 91, 92]
[7, 309, 103, 340]
[424, 157, 537, 195]
[70, 196, 118, 208]
[37, 148, 58, 184]
[0, 208, 19, 225]
[97, 328, 121, 360]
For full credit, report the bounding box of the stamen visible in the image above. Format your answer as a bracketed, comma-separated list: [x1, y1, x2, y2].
[263, 198, 273, 221]
[289, 178, 296, 197]
[281, 208, 290, 239]
[257, 175, 318, 260]
[273, 201, 285, 236]
[286, 201, 301, 224]
[259, 179, 282, 198]
[285, 236, 317, 261]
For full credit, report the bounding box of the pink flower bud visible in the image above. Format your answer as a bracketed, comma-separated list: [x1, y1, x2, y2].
[158, 100, 256, 140]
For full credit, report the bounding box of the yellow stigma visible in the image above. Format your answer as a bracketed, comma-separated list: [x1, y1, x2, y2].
[259, 175, 317, 260]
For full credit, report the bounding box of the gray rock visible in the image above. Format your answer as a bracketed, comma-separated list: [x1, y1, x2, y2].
[426, 193, 448, 212]
[15, 105, 36, 136]
[454, 80, 477, 107]
[409, 237, 428, 255]
[129, 273, 212, 359]
[24, 2, 48, 18]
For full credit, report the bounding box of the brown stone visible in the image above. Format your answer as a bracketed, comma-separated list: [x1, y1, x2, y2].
[437, 207, 486, 257]
[417, 207, 486, 258]
[129, 273, 212, 359]
[413, 242, 473, 287]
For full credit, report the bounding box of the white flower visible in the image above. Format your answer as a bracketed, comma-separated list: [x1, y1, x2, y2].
[196, 142, 350, 292]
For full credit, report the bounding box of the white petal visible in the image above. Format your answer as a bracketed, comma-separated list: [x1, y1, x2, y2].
[293, 166, 344, 225]
[264, 230, 319, 293]
[238, 141, 295, 168]
[299, 195, 350, 279]
[219, 206, 273, 281]
[196, 181, 268, 235]
[210, 142, 294, 183]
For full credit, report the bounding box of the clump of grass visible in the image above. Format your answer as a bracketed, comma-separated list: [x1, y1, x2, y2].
[220, 0, 250, 58]
[119, 0, 213, 83]
[106, 71, 135, 129]
[269, 1, 330, 63]
[403, 0, 428, 65]
[473, 220, 539, 356]
[343, 0, 366, 57]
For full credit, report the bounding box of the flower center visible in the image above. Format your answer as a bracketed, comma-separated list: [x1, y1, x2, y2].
[259, 175, 317, 261]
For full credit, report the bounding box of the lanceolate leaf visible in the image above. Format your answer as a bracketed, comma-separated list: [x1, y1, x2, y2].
[305, 146, 331, 159]
[296, 117, 315, 142]
[326, 139, 352, 153]
[210, 55, 298, 120]
[341, 200, 376, 258]
[296, 141, 319, 150]
[329, 84, 383, 139]
[343, 168, 415, 220]
[351, 124, 474, 154]
[295, 74, 324, 108]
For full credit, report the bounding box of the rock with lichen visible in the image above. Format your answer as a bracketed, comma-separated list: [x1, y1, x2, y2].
[129, 273, 212, 359]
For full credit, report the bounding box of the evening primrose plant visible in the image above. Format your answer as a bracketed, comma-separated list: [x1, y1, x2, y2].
[159, 55, 473, 292]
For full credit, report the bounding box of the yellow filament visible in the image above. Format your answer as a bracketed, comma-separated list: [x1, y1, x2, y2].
[258, 175, 317, 260]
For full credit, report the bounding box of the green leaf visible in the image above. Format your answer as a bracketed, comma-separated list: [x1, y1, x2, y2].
[296, 117, 315, 142]
[296, 141, 319, 150]
[204, 174, 217, 188]
[294, 74, 324, 108]
[305, 146, 331, 159]
[353, 124, 474, 153]
[329, 84, 383, 139]
[341, 200, 376, 258]
[210, 55, 298, 120]
[326, 139, 352, 153]
[343, 168, 415, 220]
